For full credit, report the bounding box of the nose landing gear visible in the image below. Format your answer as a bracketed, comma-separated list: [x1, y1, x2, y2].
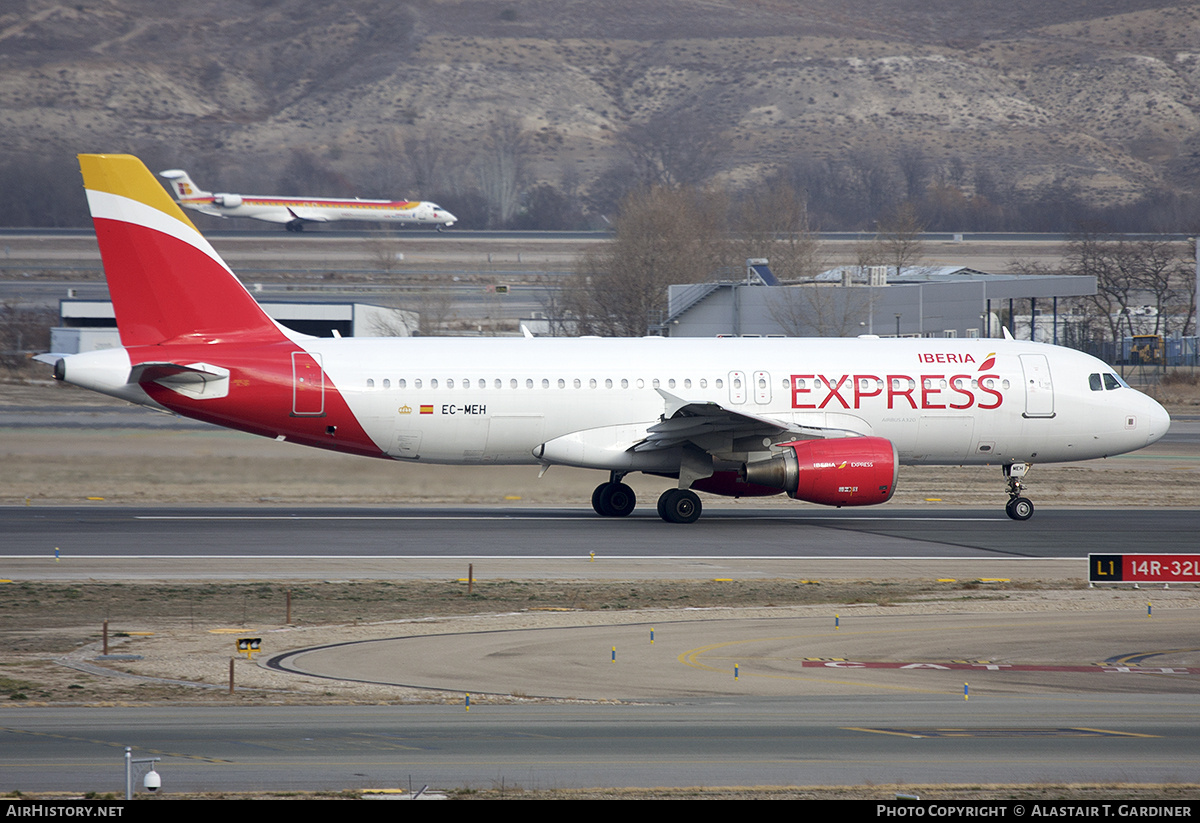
[1004, 463, 1034, 521]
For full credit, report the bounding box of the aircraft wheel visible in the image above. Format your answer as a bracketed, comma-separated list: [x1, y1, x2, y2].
[1006, 497, 1034, 521]
[592, 482, 636, 517]
[658, 489, 701, 524]
[591, 483, 612, 516]
[603, 483, 636, 517]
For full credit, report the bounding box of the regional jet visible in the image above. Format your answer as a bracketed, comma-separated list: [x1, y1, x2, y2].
[159, 169, 456, 232]
[49, 155, 1169, 523]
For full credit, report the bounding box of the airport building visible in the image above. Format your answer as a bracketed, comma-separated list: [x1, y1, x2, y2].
[654, 262, 1097, 341]
[50, 299, 419, 354]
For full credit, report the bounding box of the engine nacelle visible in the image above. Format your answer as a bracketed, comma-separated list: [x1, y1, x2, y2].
[741, 437, 898, 507]
[212, 193, 243, 208]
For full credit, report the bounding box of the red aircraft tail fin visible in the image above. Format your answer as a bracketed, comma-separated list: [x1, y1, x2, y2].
[79, 154, 285, 347]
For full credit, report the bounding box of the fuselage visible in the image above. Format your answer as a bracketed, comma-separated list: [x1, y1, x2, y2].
[61, 335, 1170, 471]
[178, 195, 457, 228]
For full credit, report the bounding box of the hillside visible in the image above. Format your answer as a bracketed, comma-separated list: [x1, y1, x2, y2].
[2, 0, 1198, 228]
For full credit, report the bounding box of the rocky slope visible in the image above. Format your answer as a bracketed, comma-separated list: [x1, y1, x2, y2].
[2, 0, 1198, 222]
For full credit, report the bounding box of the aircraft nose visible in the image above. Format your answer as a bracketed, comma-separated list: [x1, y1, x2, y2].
[1143, 395, 1171, 446]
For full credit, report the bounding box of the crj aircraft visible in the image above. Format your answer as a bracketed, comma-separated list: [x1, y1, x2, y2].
[48, 154, 1170, 523]
[159, 168, 456, 232]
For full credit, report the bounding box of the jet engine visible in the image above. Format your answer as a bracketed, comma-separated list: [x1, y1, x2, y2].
[741, 437, 898, 507]
[212, 194, 243, 208]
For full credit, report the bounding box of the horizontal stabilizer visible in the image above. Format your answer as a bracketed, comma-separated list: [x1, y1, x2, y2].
[129, 361, 230, 399]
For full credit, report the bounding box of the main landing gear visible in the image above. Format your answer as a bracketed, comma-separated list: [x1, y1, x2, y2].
[657, 488, 702, 524]
[1004, 462, 1034, 521]
[591, 474, 636, 518]
[590, 475, 704, 523]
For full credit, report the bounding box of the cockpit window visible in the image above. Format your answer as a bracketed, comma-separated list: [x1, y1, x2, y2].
[1103, 373, 1122, 390]
[1089, 373, 1102, 391]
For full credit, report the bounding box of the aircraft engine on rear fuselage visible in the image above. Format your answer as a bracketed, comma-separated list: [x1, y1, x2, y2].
[212, 193, 243, 208]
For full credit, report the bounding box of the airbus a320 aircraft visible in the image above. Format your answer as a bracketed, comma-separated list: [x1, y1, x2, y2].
[158, 168, 456, 232]
[50, 155, 1170, 523]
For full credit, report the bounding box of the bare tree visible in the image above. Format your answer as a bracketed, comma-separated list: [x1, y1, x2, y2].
[621, 107, 722, 189]
[873, 201, 926, 278]
[565, 186, 729, 336]
[476, 114, 529, 228]
[731, 181, 824, 282]
[1066, 233, 1194, 341]
[767, 284, 868, 337]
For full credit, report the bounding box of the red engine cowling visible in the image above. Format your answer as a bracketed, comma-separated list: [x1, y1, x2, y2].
[741, 437, 898, 507]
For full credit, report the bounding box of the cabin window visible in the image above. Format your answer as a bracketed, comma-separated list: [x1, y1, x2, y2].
[715, 379, 723, 389]
[526, 379, 534, 389]
[509, 378, 517, 389]
[699, 379, 706, 389]
[621, 378, 629, 389]
[430, 379, 438, 389]
[366, 379, 375, 388]
[652, 378, 660, 389]
[415, 379, 422, 389]
[638, 378, 646, 388]
[541, 378, 550, 389]
[590, 378, 598, 388]
[605, 378, 613, 388]
[478, 379, 486, 389]
[558, 378, 566, 389]
[668, 379, 676, 389]
[383, 379, 391, 389]
[447, 379, 454, 388]
[684, 379, 692, 389]
[398, 379, 406, 389]
[574, 378, 581, 388]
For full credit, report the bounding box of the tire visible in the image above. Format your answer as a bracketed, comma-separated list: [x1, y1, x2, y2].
[659, 489, 702, 524]
[592, 483, 611, 516]
[1006, 497, 1034, 521]
[604, 483, 636, 517]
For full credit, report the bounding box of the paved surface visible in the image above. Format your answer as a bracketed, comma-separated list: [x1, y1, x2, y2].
[4, 505, 1199, 563]
[2, 698, 1197, 792]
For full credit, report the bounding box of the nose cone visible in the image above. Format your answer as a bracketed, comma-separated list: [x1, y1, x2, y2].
[438, 208, 457, 226]
[1144, 395, 1171, 446]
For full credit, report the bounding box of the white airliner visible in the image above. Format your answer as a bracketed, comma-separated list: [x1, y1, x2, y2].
[158, 169, 456, 232]
[51, 154, 1170, 523]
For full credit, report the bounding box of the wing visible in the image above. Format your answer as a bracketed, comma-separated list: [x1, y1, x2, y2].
[535, 389, 870, 481]
[286, 207, 331, 223]
[634, 389, 867, 452]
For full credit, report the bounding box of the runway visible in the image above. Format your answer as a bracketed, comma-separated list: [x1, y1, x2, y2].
[4, 504, 1198, 794]
[6, 505, 1198, 561]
